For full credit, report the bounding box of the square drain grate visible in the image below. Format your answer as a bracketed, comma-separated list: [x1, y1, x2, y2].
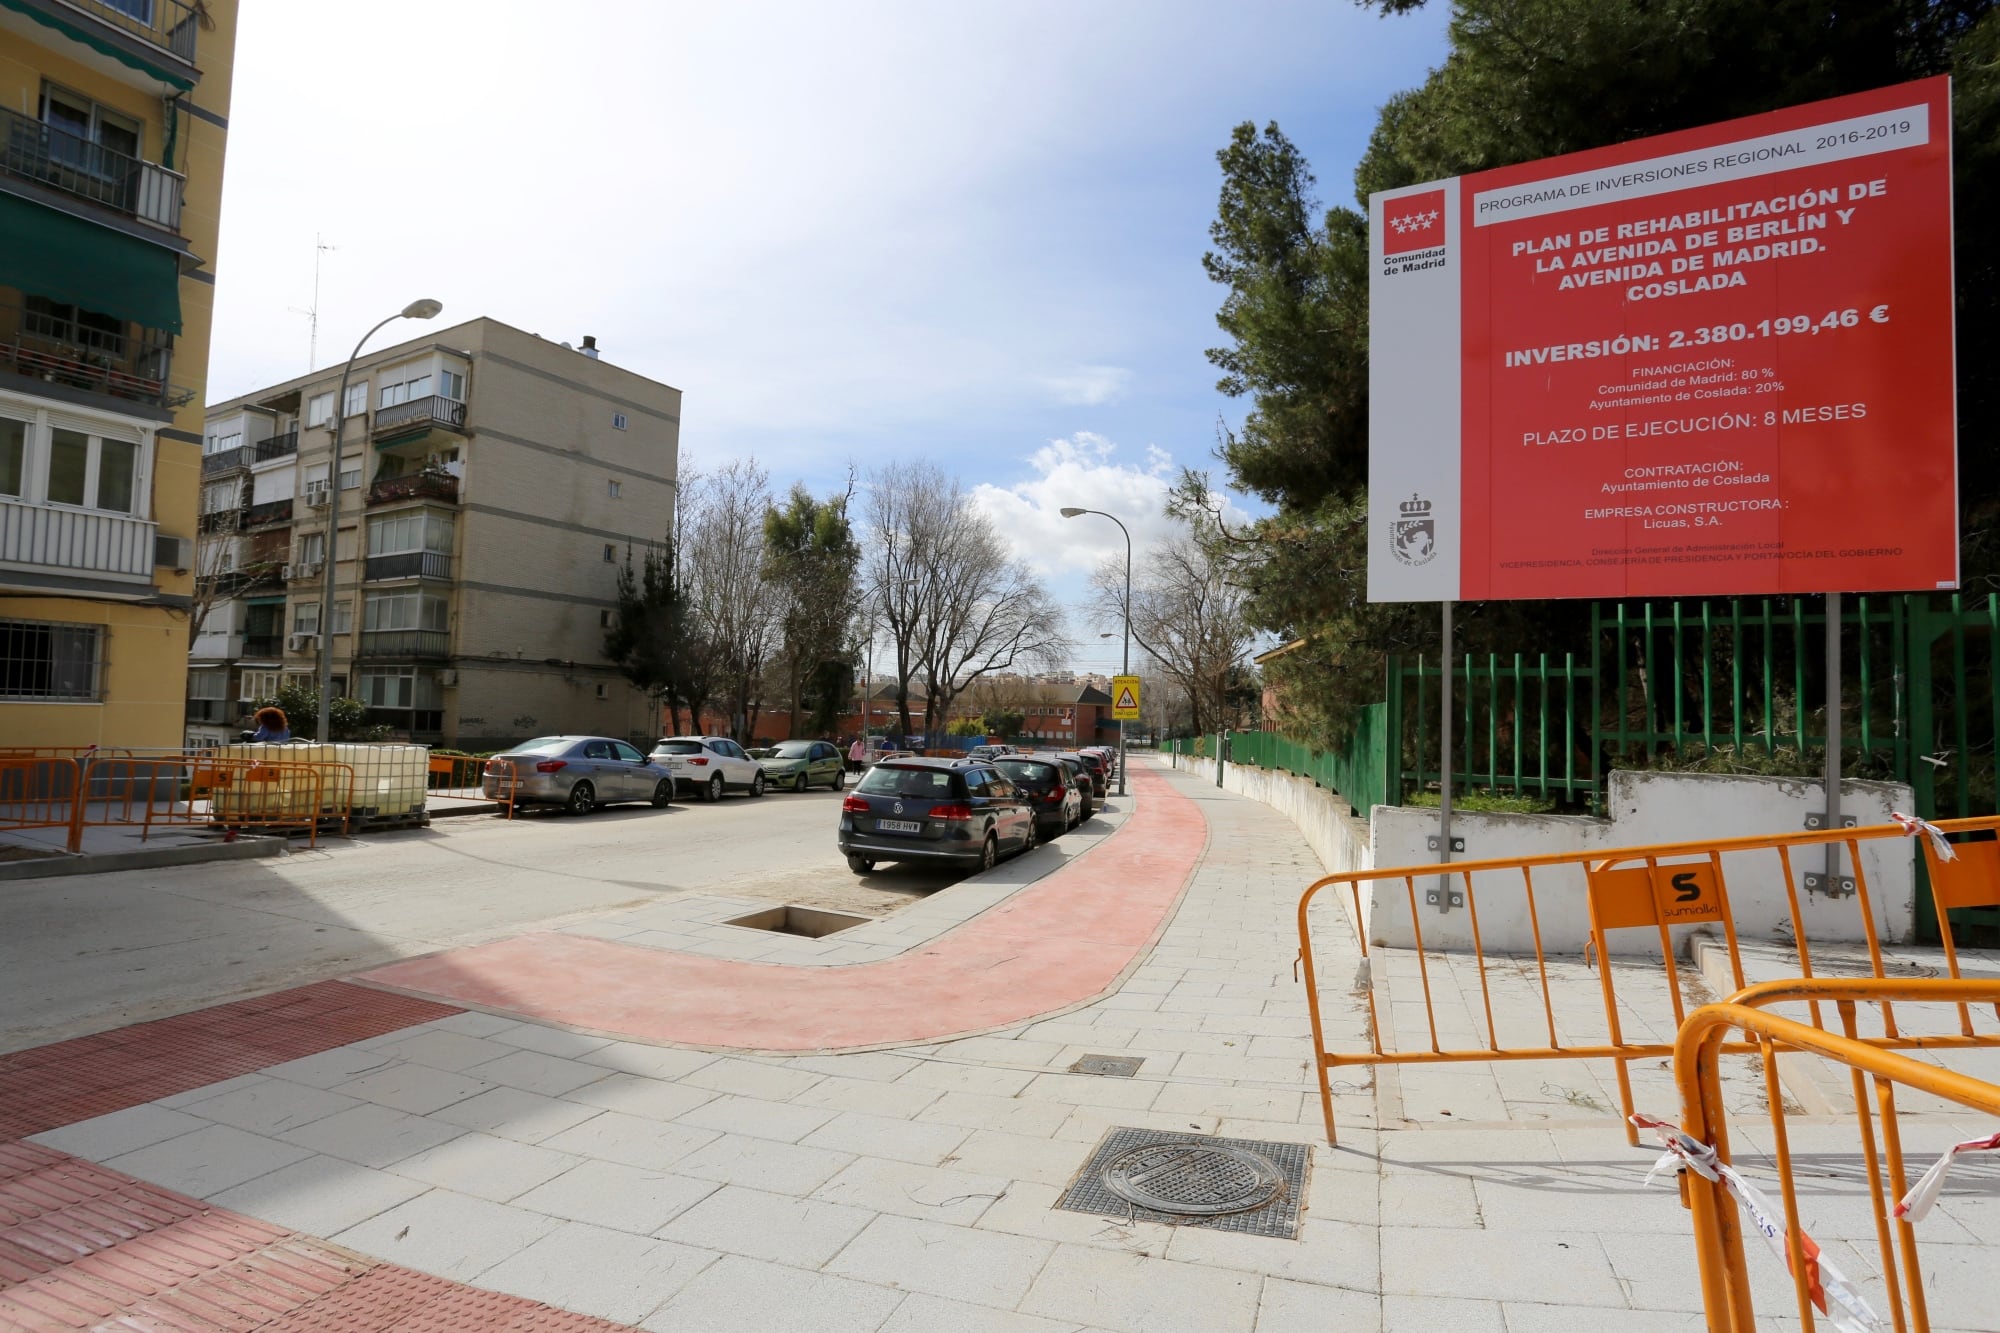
[1054, 1126, 1310, 1239]
[1070, 1053, 1144, 1078]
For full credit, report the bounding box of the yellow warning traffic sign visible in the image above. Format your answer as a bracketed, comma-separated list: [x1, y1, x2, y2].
[1111, 675, 1141, 720]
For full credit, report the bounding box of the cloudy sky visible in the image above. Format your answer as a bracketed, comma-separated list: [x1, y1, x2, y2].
[208, 1, 1449, 675]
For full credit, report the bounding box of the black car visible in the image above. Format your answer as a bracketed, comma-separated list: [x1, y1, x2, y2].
[838, 758, 1037, 874]
[993, 754, 1082, 841]
[1054, 751, 1105, 810]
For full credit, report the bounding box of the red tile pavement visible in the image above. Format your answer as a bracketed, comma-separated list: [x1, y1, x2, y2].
[0, 1140, 628, 1330]
[356, 761, 1208, 1051]
[0, 984, 459, 1144]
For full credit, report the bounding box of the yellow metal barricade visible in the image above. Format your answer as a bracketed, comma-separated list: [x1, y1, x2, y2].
[1664, 978, 2000, 1332]
[1297, 814, 2000, 1144]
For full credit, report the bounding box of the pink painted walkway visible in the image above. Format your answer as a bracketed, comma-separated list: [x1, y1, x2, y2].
[358, 761, 1207, 1051]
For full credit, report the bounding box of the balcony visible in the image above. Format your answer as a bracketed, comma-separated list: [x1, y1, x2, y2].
[357, 629, 450, 660]
[253, 430, 298, 463]
[186, 698, 238, 725]
[366, 473, 459, 507]
[31, 0, 203, 89]
[242, 634, 282, 659]
[202, 565, 281, 597]
[365, 551, 453, 582]
[0, 104, 183, 233]
[242, 498, 292, 528]
[0, 298, 183, 412]
[197, 508, 240, 534]
[0, 495, 155, 582]
[200, 445, 249, 475]
[372, 395, 467, 445]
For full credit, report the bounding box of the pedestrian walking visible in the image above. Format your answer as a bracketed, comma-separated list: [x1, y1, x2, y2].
[848, 736, 867, 772]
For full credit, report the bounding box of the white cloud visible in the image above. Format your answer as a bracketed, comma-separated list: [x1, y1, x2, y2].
[1042, 366, 1132, 406]
[968, 433, 1251, 592]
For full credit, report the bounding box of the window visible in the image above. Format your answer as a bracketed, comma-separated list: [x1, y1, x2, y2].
[0, 619, 101, 701]
[602, 544, 616, 563]
[343, 382, 368, 417]
[187, 668, 226, 701]
[101, 0, 152, 22]
[358, 668, 443, 713]
[363, 592, 448, 632]
[366, 511, 453, 556]
[0, 417, 24, 497]
[613, 413, 628, 431]
[614, 741, 645, 763]
[438, 369, 465, 401]
[379, 373, 433, 408]
[26, 296, 125, 356]
[608, 480, 622, 499]
[595, 682, 608, 700]
[239, 669, 280, 702]
[292, 603, 320, 635]
[331, 600, 353, 635]
[296, 532, 325, 565]
[41, 425, 144, 513]
[599, 608, 613, 628]
[203, 430, 242, 456]
[38, 86, 140, 174]
[340, 467, 360, 490]
[306, 393, 333, 427]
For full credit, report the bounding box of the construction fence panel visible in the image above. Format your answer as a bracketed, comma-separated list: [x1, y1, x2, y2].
[1296, 814, 2000, 1146]
[1661, 978, 2000, 1333]
[0, 757, 80, 844]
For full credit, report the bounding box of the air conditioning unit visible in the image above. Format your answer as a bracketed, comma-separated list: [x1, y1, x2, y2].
[288, 632, 319, 651]
[280, 563, 295, 581]
[439, 669, 459, 686]
[153, 535, 193, 571]
[304, 481, 330, 507]
[291, 561, 321, 580]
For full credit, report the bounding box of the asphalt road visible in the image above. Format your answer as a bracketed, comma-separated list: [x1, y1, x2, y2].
[0, 784, 977, 1053]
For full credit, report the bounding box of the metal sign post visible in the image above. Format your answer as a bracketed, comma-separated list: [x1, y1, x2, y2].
[1427, 601, 1463, 913]
[1804, 591, 1857, 894]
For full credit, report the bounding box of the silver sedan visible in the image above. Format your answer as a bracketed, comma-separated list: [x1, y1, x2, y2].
[482, 736, 676, 815]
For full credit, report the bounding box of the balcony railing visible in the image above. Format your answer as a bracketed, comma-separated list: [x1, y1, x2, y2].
[202, 565, 281, 597]
[0, 496, 155, 580]
[186, 698, 238, 724]
[243, 498, 293, 528]
[357, 629, 451, 659]
[0, 298, 176, 410]
[242, 634, 283, 659]
[372, 395, 468, 439]
[71, 0, 200, 65]
[253, 431, 299, 463]
[365, 550, 453, 582]
[0, 104, 184, 232]
[197, 508, 240, 534]
[366, 473, 460, 507]
[200, 446, 249, 475]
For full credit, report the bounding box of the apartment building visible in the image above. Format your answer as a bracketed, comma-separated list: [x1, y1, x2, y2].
[0, 0, 237, 747]
[188, 319, 679, 750]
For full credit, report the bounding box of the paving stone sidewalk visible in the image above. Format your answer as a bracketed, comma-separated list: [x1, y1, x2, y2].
[7, 757, 1997, 1331]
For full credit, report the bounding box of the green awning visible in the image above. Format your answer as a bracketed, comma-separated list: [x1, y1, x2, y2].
[0, 192, 181, 333]
[0, 0, 194, 91]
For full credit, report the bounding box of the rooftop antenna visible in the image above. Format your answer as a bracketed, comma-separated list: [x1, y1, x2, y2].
[287, 233, 336, 370]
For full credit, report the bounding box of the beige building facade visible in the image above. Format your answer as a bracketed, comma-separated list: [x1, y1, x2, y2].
[1, 0, 237, 747]
[190, 319, 678, 750]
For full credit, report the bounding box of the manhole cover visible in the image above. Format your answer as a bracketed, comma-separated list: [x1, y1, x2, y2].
[1102, 1141, 1283, 1216]
[1070, 1054, 1144, 1078]
[1054, 1127, 1309, 1239]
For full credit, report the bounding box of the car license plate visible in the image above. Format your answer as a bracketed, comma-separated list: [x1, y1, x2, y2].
[877, 818, 922, 834]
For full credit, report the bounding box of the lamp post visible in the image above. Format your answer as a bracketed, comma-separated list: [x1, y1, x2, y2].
[1060, 506, 1129, 797]
[315, 299, 443, 742]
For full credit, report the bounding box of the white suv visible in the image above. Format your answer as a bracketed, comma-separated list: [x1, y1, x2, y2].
[651, 736, 767, 801]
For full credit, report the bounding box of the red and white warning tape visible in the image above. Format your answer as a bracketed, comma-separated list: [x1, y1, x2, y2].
[1894, 1130, 2000, 1222]
[1632, 1114, 1884, 1333]
[1890, 811, 1957, 863]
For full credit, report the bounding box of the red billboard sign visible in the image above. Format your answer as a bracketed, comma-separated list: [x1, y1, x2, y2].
[1368, 77, 1956, 602]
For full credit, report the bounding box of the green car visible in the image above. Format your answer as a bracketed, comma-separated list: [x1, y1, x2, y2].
[757, 739, 848, 792]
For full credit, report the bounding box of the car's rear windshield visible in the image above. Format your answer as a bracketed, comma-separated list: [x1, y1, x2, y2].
[772, 741, 815, 758]
[856, 766, 960, 798]
[507, 737, 573, 756]
[994, 760, 1056, 786]
[653, 740, 704, 755]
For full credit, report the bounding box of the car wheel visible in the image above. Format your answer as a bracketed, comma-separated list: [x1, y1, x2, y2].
[651, 779, 673, 808]
[977, 833, 998, 873]
[794, 772, 809, 793]
[1022, 821, 1038, 853]
[750, 772, 765, 797]
[846, 854, 874, 874]
[567, 781, 596, 816]
[707, 773, 725, 802]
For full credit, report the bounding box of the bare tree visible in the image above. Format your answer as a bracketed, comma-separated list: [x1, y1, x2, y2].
[865, 462, 1068, 743]
[1092, 528, 1252, 739]
[682, 460, 780, 740]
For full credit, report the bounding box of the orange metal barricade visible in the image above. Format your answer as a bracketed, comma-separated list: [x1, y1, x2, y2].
[0, 756, 81, 846]
[1665, 978, 2000, 1333]
[65, 754, 355, 849]
[1296, 814, 2000, 1145]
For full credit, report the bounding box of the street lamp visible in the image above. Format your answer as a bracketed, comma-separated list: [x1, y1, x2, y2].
[1061, 506, 1129, 796]
[316, 299, 443, 742]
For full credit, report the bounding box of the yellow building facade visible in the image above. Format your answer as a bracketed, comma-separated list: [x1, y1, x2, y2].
[0, 0, 236, 747]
